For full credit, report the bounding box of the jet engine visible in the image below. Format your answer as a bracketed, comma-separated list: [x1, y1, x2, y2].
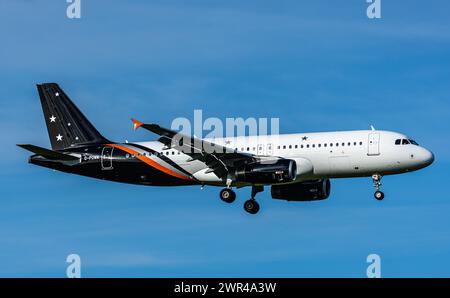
[234, 159, 297, 184]
[271, 179, 331, 201]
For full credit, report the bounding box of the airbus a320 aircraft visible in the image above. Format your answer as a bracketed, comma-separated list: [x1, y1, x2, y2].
[19, 83, 434, 214]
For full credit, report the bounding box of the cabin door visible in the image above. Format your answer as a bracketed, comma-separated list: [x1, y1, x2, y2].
[368, 133, 380, 156]
[101, 147, 114, 170]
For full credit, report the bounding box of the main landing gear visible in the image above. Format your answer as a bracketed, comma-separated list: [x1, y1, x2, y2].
[219, 188, 236, 203]
[372, 174, 385, 201]
[243, 186, 263, 215]
[218, 185, 263, 215]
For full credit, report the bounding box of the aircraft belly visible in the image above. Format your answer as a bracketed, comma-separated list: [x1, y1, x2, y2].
[192, 168, 222, 182]
[177, 160, 208, 176]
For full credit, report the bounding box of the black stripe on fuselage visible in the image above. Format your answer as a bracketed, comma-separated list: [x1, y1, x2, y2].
[128, 143, 197, 181]
[50, 144, 198, 186]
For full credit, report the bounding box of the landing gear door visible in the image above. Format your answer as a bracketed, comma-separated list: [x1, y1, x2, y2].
[101, 147, 114, 170]
[368, 133, 380, 156]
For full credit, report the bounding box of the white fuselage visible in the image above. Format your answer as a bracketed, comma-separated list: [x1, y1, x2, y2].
[134, 130, 434, 186]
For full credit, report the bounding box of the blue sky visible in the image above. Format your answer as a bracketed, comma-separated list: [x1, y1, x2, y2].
[0, 0, 449, 277]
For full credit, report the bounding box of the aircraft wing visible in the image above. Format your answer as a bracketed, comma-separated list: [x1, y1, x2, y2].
[131, 118, 258, 179]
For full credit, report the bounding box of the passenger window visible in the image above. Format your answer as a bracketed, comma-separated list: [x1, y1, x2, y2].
[324, 143, 327, 147]
[289, 145, 292, 149]
[307, 144, 310, 148]
[301, 145, 304, 149]
[283, 145, 286, 149]
[277, 146, 280, 149]
[312, 144, 315, 148]
[330, 143, 333, 147]
[359, 142, 363, 145]
[318, 144, 321, 148]
[295, 145, 298, 149]
[336, 143, 339, 147]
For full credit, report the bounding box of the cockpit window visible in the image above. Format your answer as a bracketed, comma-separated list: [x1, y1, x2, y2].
[396, 138, 418, 146]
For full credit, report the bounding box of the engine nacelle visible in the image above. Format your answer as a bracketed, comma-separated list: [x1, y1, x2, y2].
[235, 159, 297, 184]
[271, 179, 331, 201]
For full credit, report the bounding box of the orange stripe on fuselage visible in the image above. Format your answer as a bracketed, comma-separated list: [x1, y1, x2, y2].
[108, 144, 192, 181]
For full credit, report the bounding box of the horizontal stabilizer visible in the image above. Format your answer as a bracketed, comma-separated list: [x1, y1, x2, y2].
[17, 144, 79, 161]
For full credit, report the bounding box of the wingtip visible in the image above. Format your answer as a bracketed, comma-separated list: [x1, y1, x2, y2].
[131, 118, 144, 130]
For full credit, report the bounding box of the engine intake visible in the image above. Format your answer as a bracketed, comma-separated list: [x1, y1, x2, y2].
[235, 159, 297, 184]
[271, 179, 331, 201]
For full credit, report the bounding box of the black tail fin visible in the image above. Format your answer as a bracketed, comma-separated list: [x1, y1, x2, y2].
[37, 83, 110, 150]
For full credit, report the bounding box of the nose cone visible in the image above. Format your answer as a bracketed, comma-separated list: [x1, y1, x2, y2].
[420, 148, 435, 168]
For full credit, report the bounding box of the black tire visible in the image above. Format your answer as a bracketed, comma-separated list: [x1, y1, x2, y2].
[220, 188, 236, 203]
[374, 191, 385, 201]
[243, 199, 260, 214]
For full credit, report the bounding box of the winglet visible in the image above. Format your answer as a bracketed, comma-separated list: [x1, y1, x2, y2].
[131, 118, 144, 131]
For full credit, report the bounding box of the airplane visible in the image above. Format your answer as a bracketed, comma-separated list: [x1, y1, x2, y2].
[18, 83, 435, 214]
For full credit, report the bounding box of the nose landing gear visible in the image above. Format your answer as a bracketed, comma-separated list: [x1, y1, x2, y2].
[243, 185, 263, 214]
[374, 190, 384, 200]
[372, 174, 384, 201]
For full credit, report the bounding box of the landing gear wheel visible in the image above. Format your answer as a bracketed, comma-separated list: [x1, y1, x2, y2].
[374, 191, 385, 201]
[371, 174, 384, 201]
[244, 199, 260, 214]
[220, 188, 236, 203]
